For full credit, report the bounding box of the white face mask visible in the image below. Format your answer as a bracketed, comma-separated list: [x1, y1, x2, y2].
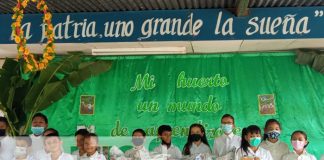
[14, 146, 28, 158]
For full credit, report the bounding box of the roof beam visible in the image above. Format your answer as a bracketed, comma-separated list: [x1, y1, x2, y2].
[236, 0, 250, 16]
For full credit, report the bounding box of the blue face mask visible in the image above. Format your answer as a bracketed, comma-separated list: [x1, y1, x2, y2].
[221, 124, 233, 134]
[249, 137, 261, 147]
[267, 130, 281, 139]
[31, 127, 44, 135]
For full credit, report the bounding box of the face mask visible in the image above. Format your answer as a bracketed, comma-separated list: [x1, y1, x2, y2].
[190, 134, 202, 142]
[267, 130, 281, 139]
[0, 129, 6, 137]
[31, 127, 44, 135]
[249, 137, 261, 147]
[221, 124, 233, 134]
[292, 140, 305, 151]
[14, 147, 27, 158]
[132, 137, 144, 146]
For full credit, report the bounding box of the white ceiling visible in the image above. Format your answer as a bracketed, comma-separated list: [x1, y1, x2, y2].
[0, 39, 324, 58]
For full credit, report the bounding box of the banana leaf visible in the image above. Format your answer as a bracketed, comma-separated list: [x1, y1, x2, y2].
[0, 54, 113, 135]
[68, 60, 113, 87]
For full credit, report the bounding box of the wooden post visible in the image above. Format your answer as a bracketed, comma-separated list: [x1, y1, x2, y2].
[236, 0, 250, 17]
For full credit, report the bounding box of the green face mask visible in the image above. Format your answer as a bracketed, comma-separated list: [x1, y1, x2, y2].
[249, 137, 261, 147]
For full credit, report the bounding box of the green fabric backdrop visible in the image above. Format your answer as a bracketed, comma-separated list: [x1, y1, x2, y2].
[42, 52, 324, 158]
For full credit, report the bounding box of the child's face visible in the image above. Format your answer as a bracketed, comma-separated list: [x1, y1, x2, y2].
[265, 122, 280, 133]
[0, 121, 7, 130]
[132, 132, 145, 146]
[292, 132, 307, 143]
[221, 117, 234, 126]
[190, 126, 204, 137]
[133, 132, 144, 138]
[32, 117, 47, 128]
[245, 132, 261, 141]
[44, 137, 62, 153]
[160, 131, 172, 144]
[84, 137, 98, 154]
[16, 139, 29, 148]
[15, 140, 29, 158]
[76, 135, 85, 148]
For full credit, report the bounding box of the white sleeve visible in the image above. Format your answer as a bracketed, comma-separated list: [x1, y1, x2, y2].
[101, 154, 107, 160]
[311, 155, 317, 160]
[213, 139, 219, 156]
[124, 149, 132, 158]
[152, 146, 159, 153]
[266, 150, 273, 160]
[234, 148, 242, 160]
[175, 147, 182, 159]
[66, 154, 75, 160]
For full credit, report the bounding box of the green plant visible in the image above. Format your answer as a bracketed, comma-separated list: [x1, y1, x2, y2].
[0, 53, 112, 135]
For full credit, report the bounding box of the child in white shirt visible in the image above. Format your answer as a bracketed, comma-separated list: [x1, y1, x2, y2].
[214, 114, 241, 160]
[81, 133, 106, 160]
[182, 123, 212, 159]
[125, 129, 150, 160]
[43, 133, 74, 160]
[282, 130, 317, 160]
[153, 125, 182, 159]
[234, 125, 273, 160]
[260, 119, 289, 160]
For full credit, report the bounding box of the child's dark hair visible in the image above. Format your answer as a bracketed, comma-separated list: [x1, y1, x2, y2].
[0, 117, 9, 126]
[32, 113, 48, 124]
[240, 125, 261, 155]
[43, 128, 59, 136]
[291, 130, 309, 148]
[75, 129, 90, 137]
[16, 135, 32, 146]
[44, 132, 60, 141]
[221, 114, 235, 124]
[182, 123, 211, 155]
[158, 125, 172, 135]
[84, 133, 99, 143]
[263, 119, 281, 140]
[132, 129, 146, 137]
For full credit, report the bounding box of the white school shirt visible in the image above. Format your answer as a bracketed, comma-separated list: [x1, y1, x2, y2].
[43, 152, 74, 160]
[281, 150, 317, 160]
[33, 149, 48, 160]
[153, 144, 182, 159]
[30, 134, 44, 157]
[234, 147, 273, 160]
[213, 132, 241, 159]
[260, 140, 289, 160]
[125, 146, 150, 159]
[190, 142, 211, 156]
[81, 151, 106, 160]
[11, 155, 34, 160]
[0, 136, 15, 160]
[72, 149, 81, 160]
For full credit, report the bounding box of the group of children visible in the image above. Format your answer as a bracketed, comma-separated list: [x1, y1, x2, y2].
[0, 113, 323, 160]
